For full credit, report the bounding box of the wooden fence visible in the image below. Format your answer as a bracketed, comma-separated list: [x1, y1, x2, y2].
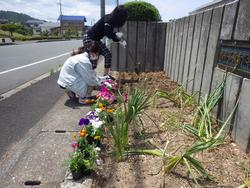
[111, 0, 250, 151]
[111, 21, 167, 72]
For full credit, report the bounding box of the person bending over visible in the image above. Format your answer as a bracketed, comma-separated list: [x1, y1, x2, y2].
[83, 5, 128, 75]
[57, 41, 102, 104]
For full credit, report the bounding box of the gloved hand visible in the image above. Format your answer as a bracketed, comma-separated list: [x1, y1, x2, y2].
[119, 40, 127, 48]
[115, 32, 123, 39]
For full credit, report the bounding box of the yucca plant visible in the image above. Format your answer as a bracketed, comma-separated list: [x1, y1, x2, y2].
[106, 109, 129, 160]
[165, 139, 217, 185]
[104, 88, 152, 160]
[183, 75, 227, 141]
[153, 85, 197, 110]
[125, 88, 152, 123]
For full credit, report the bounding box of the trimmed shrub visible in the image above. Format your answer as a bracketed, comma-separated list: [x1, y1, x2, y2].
[124, 1, 161, 21]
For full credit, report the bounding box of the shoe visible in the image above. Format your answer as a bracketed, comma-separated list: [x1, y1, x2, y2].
[66, 90, 76, 99]
[79, 97, 96, 105]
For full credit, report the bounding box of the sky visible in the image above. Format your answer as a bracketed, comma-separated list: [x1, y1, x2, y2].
[0, 0, 214, 25]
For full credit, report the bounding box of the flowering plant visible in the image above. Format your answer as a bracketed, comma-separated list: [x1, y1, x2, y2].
[96, 85, 116, 104]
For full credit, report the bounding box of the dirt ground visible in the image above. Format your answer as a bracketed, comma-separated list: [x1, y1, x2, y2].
[92, 72, 250, 188]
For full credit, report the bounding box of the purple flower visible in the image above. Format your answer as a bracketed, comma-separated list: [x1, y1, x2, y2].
[78, 118, 90, 126]
[86, 111, 99, 120]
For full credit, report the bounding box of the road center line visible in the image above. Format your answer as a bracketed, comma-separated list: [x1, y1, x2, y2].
[0, 52, 70, 75]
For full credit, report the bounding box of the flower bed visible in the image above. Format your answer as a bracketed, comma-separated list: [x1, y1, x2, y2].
[66, 72, 250, 187]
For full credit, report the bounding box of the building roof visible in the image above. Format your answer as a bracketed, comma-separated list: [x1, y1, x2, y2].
[57, 15, 87, 22]
[39, 22, 60, 27]
[26, 20, 45, 24]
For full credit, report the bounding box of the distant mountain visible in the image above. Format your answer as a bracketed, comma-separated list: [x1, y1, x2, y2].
[0, 10, 44, 23]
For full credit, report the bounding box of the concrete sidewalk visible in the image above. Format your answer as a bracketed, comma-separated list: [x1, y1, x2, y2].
[0, 58, 104, 188]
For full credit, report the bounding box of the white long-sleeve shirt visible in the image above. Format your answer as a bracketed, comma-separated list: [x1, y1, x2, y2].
[57, 52, 99, 97]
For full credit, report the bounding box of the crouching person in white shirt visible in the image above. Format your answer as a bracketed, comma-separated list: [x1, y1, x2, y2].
[57, 41, 101, 105]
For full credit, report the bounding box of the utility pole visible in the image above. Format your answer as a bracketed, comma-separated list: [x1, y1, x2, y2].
[100, 0, 105, 18]
[59, 0, 63, 37]
[116, 0, 119, 6]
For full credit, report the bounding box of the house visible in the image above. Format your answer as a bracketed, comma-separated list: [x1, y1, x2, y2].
[26, 20, 45, 34]
[39, 22, 60, 34]
[190, 0, 235, 15]
[57, 15, 86, 35]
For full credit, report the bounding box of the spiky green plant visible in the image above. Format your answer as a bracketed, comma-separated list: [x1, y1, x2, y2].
[153, 85, 197, 110]
[125, 88, 151, 123]
[188, 75, 226, 140]
[104, 88, 151, 160]
[106, 109, 129, 160]
[183, 74, 239, 142]
[165, 139, 216, 185]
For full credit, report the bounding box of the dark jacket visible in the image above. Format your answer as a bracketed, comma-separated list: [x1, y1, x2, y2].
[87, 6, 127, 42]
[87, 15, 119, 42]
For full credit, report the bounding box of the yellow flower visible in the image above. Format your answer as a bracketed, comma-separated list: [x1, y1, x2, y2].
[106, 109, 114, 113]
[98, 103, 104, 108]
[94, 135, 101, 140]
[72, 133, 77, 139]
[80, 129, 87, 137]
[101, 107, 106, 111]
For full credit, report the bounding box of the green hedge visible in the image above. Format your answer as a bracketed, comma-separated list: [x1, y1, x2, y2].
[13, 35, 63, 41]
[124, 1, 161, 21]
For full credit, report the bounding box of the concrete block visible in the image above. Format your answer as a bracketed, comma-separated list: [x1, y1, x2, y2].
[232, 78, 250, 151]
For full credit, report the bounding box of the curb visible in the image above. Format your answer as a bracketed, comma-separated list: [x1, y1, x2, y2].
[0, 42, 16, 46]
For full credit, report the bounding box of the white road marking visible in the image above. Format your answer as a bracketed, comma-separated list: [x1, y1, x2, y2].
[0, 52, 70, 75]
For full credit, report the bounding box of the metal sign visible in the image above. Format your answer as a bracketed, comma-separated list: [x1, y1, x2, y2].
[217, 41, 250, 78]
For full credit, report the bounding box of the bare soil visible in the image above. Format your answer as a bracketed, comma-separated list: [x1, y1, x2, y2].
[92, 72, 250, 188]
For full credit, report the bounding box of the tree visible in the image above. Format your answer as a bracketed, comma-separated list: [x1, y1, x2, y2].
[0, 23, 21, 36]
[124, 1, 161, 21]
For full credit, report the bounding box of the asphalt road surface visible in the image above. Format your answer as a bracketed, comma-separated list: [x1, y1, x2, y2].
[0, 72, 64, 158]
[0, 40, 82, 158]
[0, 40, 82, 94]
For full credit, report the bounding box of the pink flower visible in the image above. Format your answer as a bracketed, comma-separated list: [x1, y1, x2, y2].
[124, 93, 128, 102]
[71, 143, 79, 149]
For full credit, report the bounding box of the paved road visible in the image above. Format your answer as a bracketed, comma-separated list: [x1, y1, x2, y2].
[0, 40, 82, 94]
[0, 72, 64, 158]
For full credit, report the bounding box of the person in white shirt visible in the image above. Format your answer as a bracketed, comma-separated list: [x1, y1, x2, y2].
[57, 41, 101, 104]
